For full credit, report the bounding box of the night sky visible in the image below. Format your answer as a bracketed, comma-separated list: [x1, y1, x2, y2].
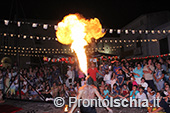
[0, 0, 170, 28]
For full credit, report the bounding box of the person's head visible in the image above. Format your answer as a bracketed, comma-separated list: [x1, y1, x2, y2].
[164, 84, 170, 91]
[148, 59, 152, 65]
[99, 65, 102, 71]
[113, 84, 117, 89]
[71, 66, 74, 71]
[115, 61, 119, 66]
[77, 83, 80, 87]
[125, 62, 129, 66]
[0, 90, 2, 94]
[23, 85, 26, 89]
[119, 69, 123, 75]
[147, 86, 152, 92]
[112, 72, 116, 77]
[70, 84, 73, 88]
[86, 76, 94, 85]
[156, 62, 162, 69]
[6, 73, 9, 77]
[46, 85, 50, 90]
[129, 73, 134, 77]
[137, 62, 141, 68]
[139, 87, 144, 93]
[104, 85, 108, 90]
[164, 82, 168, 86]
[129, 67, 133, 71]
[159, 58, 164, 63]
[101, 81, 105, 85]
[123, 84, 127, 89]
[91, 62, 95, 68]
[132, 85, 137, 91]
[105, 68, 109, 74]
[81, 78, 85, 81]
[156, 91, 162, 98]
[53, 82, 56, 87]
[141, 77, 145, 83]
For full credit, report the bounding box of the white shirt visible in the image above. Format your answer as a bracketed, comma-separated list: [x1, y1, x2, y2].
[136, 92, 147, 101]
[67, 70, 75, 79]
[140, 82, 148, 90]
[147, 91, 155, 102]
[104, 71, 112, 81]
[81, 81, 85, 86]
[21, 88, 27, 93]
[143, 65, 155, 80]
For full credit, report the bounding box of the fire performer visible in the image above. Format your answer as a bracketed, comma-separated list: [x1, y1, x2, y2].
[68, 76, 113, 113]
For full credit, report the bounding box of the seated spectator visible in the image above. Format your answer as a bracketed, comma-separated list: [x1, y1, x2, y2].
[109, 84, 119, 99]
[81, 78, 85, 86]
[42, 85, 52, 100]
[10, 77, 16, 96]
[148, 91, 170, 113]
[68, 84, 76, 97]
[130, 85, 139, 99]
[139, 77, 148, 94]
[119, 84, 129, 99]
[74, 83, 80, 94]
[63, 83, 69, 98]
[0, 90, 4, 103]
[99, 81, 105, 94]
[147, 86, 155, 105]
[51, 83, 59, 98]
[103, 85, 109, 99]
[21, 85, 27, 99]
[135, 87, 147, 104]
[163, 84, 170, 102]
[30, 88, 38, 99]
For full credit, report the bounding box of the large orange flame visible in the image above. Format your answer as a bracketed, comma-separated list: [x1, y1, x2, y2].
[56, 13, 105, 75]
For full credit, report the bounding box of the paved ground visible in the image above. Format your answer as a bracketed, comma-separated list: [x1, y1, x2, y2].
[0, 99, 148, 113]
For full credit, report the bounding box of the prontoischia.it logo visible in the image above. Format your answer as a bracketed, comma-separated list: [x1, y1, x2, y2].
[54, 97, 160, 108]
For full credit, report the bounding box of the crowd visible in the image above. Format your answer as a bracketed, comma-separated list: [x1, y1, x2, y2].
[0, 57, 170, 112]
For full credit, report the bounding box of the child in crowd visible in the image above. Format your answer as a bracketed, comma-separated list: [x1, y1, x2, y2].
[129, 85, 139, 99]
[81, 78, 85, 86]
[163, 84, 170, 102]
[103, 85, 109, 99]
[117, 70, 125, 89]
[109, 84, 119, 99]
[135, 87, 147, 105]
[147, 86, 155, 105]
[99, 81, 105, 94]
[119, 84, 129, 99]
[0, 90, 4, 103]
[139, 77, 148, 94]
[68, 84, 76, 97]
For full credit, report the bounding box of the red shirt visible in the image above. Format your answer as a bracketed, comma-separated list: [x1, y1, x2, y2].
[87, 67, 98, 81]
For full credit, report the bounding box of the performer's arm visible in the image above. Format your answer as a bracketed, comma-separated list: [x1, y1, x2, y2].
[68, 89, 82, 113]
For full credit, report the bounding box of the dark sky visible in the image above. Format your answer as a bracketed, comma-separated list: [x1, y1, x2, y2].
[0, 0, 170, 28]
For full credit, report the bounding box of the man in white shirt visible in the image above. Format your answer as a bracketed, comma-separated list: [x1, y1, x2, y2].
[66, 66, 75, 87]
[143, 59, 155, 90]
[103, 69, 112, 84]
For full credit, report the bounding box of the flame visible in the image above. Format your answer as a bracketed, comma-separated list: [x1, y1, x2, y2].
[64, 105, 68, 112]
[56, 13, 105, 75]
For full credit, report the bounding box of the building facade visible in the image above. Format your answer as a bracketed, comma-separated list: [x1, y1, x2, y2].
[120, 11, 170, 58]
